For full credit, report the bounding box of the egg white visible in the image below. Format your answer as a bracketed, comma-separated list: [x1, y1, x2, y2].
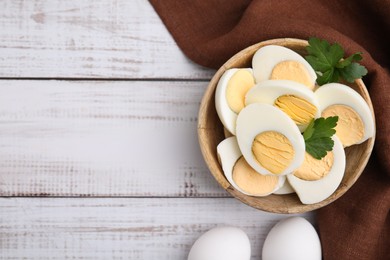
[287, 136, 346, 205]
[273, 178, 295, 195]
[314, 83, 375, 144]
[215, 68, 254, 135]
[236, 103, 305, 176]
[245, 80, 321, 132]
[252, 45, 317, 84]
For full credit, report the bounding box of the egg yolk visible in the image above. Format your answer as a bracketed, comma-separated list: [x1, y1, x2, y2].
[270, 60, 314, 90]
[322, 104, 364, 147]
[293, 151, 334, 181]
[251, 131, 294, 175]
[226, 70, 255, 114]
[232, 156, 279, 195]
[274, 95, 317, 126]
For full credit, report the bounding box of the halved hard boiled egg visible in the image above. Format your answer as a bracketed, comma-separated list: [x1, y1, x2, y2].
[252, 45, 317, 89]
[215, 68, 255, 135]
[315, 83, 375, 147]
[245, 80, 320, 132]
[236, 103, 305, 176]
[287, 136, 346, 204]
[217, 136, 285, 196]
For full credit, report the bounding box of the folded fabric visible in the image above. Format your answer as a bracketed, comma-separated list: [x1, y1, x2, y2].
[149, 0, 390, 259]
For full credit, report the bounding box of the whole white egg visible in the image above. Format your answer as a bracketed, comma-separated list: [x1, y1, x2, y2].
[287, 135, 346, 204]
[236, 103, 305, 176]
[215, 68, 255, 135]
[252, 45, 317, 88]
[262, 217, 322, 260]
[188, 227, 251, 260]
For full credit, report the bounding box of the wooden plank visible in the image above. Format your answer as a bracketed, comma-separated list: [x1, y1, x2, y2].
[0, 197, 315, 259]
[0, 0, 215, 79]
[0, 80, 229, 196]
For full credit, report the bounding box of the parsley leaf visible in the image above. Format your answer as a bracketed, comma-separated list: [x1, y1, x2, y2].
[303, 116, 338, 159]
[305, 37, 367, 85]
[336, 52, 362, 68]
[339, 62, 368, 83]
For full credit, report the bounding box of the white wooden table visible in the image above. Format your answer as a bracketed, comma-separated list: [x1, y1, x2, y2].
[0, 1, 314, 259]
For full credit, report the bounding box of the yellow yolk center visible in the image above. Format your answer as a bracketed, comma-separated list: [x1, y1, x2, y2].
[294, 151, 334, 181]
[232, 156, 279, 195]
[322, 104, 364, 147]
[270, 60, 314, 90]
[252, 131, 295, 175]
[226, 69, 255, 114]
[274, 95, 317, 126]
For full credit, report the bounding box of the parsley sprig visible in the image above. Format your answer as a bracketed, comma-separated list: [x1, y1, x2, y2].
[305, 37, 367, 86]
[303, 116, 339, 159]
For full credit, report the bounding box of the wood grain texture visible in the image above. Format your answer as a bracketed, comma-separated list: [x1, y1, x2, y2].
[0, 80, 228, 197]
[0, 3, 320, 260]
[0, 0, 214, 79]
[0, 197, 315, 259]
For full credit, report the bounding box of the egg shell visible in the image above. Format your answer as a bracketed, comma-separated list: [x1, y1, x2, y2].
[236, 103, 305, 176]
[245, 79, 321, 132]
[215, 68, 254, 135]
[252, 45, 317, 84]
[217, 136, 285, 196]
[188, 226, 251, 260]
[287, 136, 346, 204]
[314, 83, 375, 144]
[262, 217, 321, 260]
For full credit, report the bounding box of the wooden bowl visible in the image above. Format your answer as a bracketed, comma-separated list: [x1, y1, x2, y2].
[198, 38, 375, 214]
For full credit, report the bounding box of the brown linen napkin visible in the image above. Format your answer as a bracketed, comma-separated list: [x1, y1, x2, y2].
[149, 0, 390, 259]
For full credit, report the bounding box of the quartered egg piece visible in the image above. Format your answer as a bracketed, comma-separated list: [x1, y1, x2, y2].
[188, 226, 251, 260]
[262, 217, 321, 260]
[217, 137, 285, 196]
[215, 68, 255, 135]
[273, 178, 295, 195]
[236, 104, 305, 176]
[245, 80, 320, 132]
[252, 45, 317, 89]
[315, 83, 375, 147]
[287, 136, 346, 205]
